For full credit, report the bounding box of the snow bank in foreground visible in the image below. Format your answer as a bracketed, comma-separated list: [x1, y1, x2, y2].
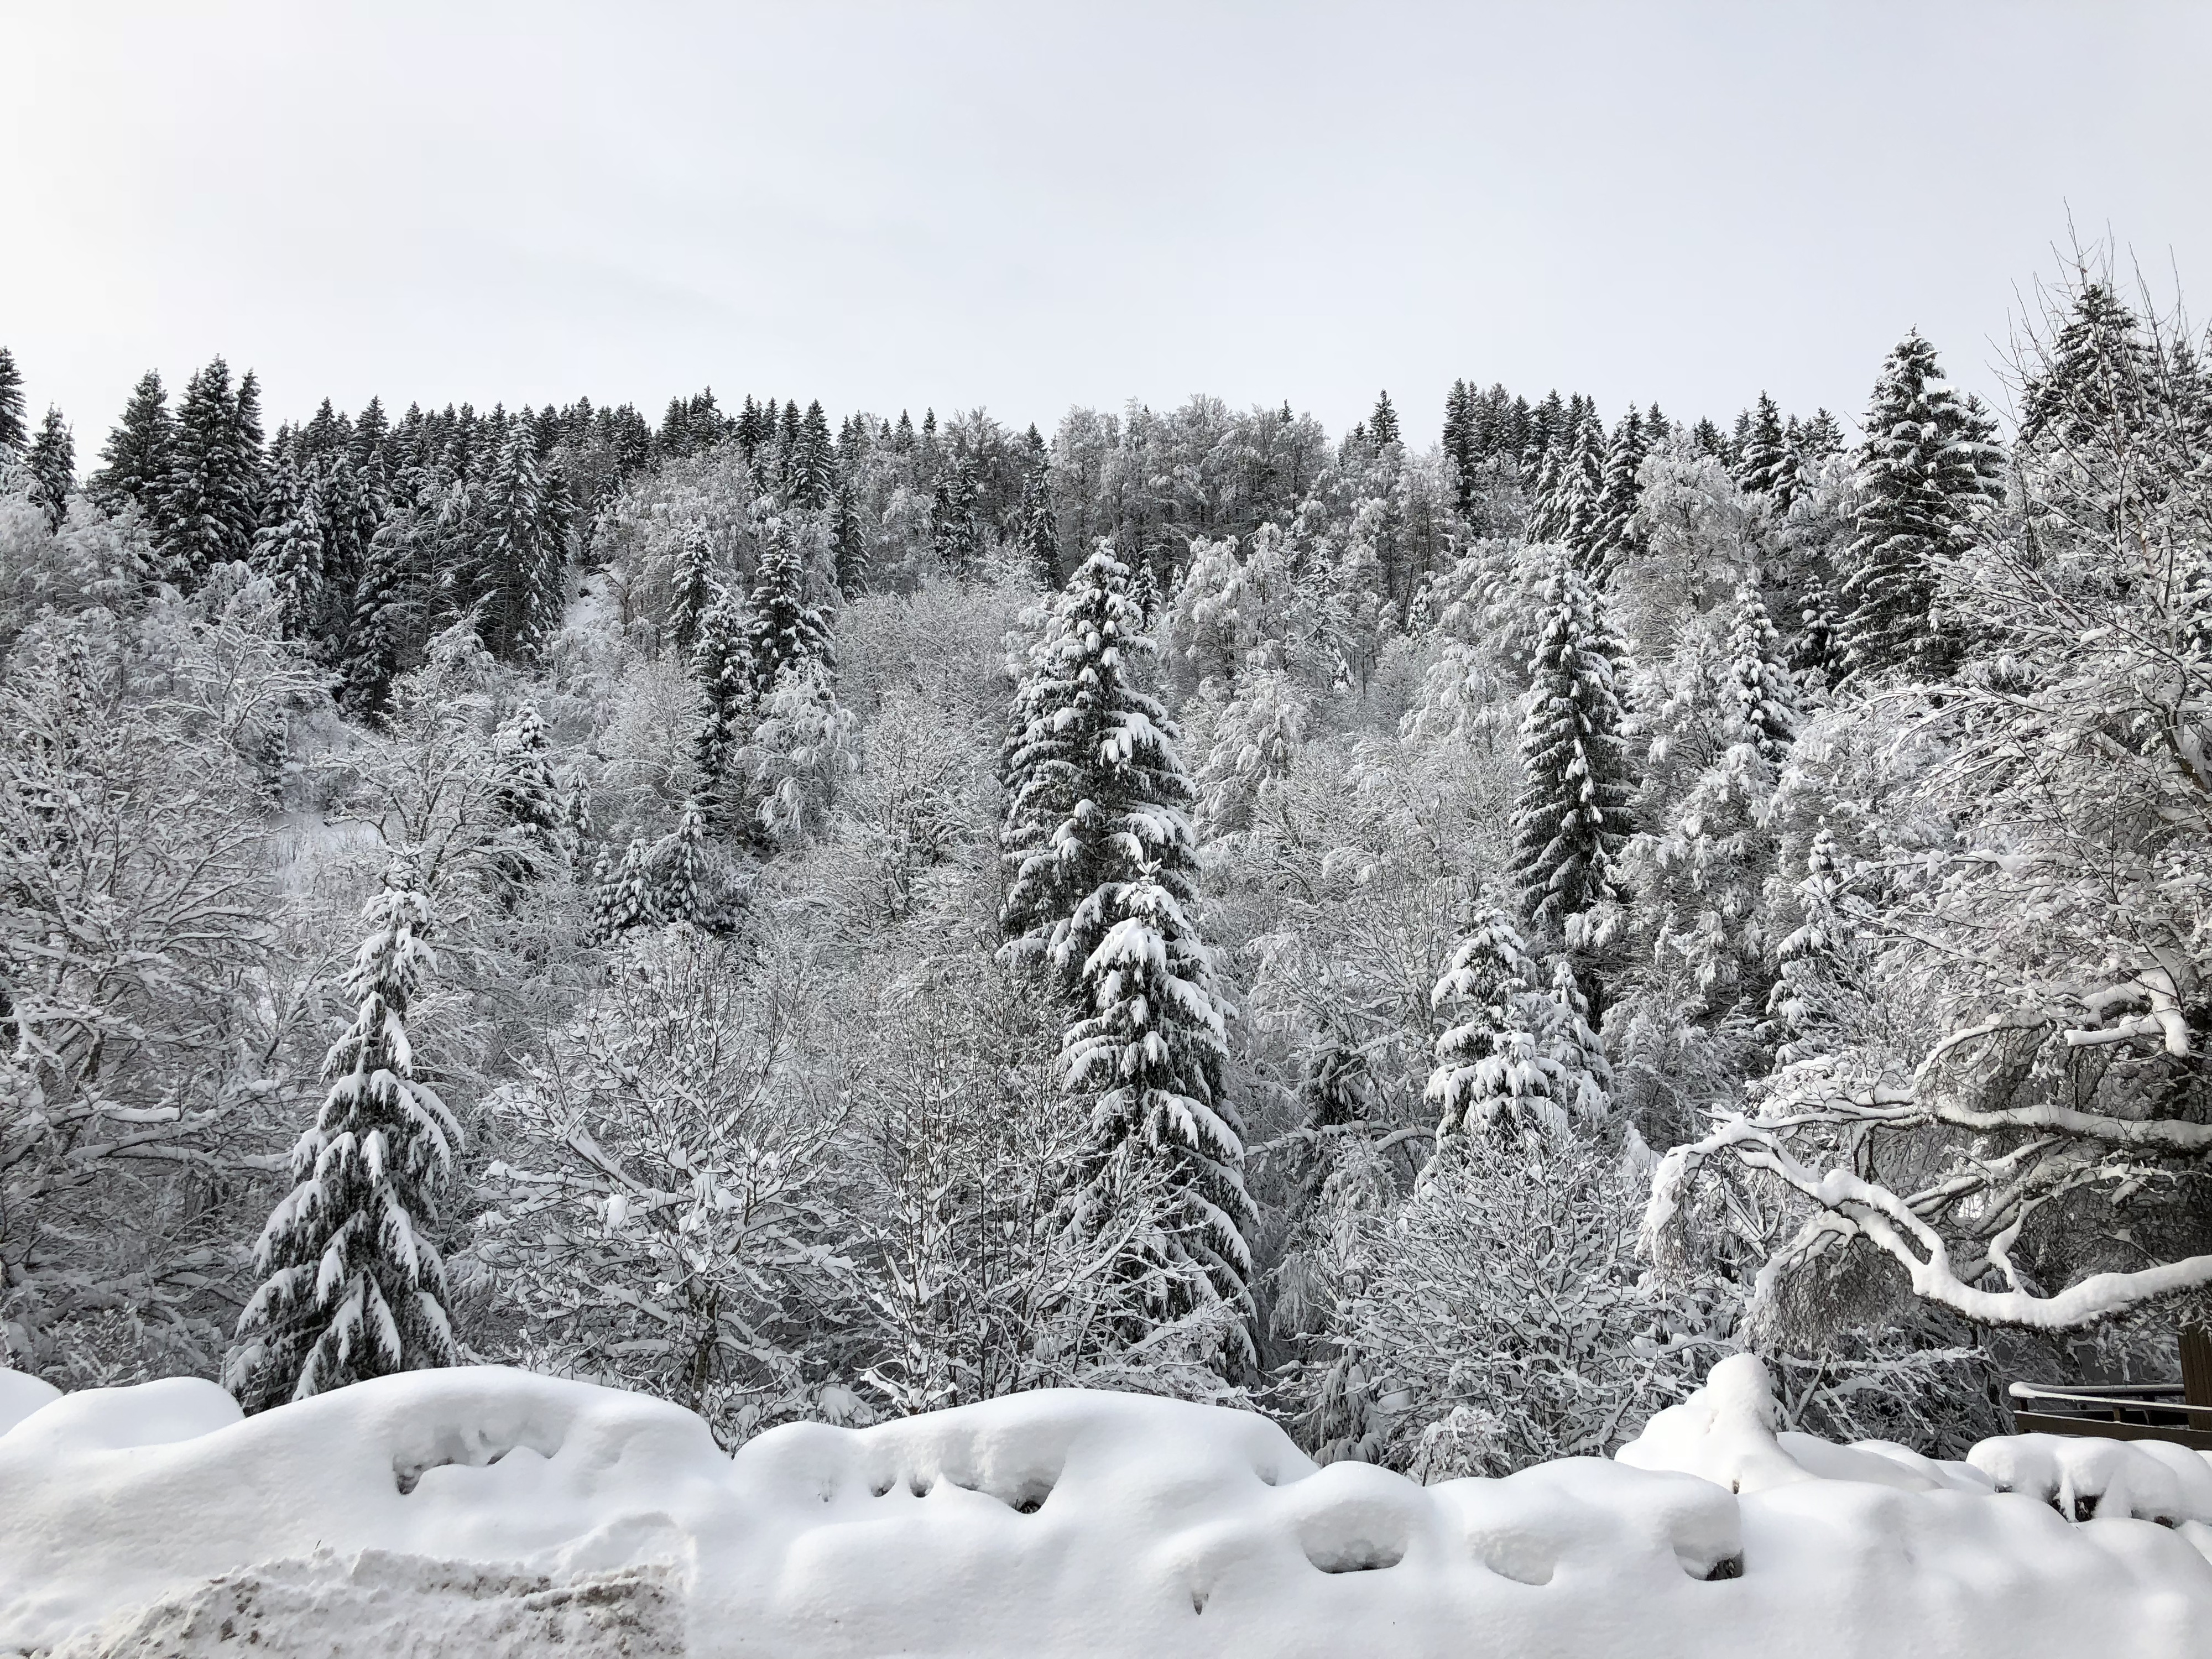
[2, 1358, 2208, 1658]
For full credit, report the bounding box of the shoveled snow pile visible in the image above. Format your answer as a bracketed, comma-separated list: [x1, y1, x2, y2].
[2, 1355, 2208, 1658]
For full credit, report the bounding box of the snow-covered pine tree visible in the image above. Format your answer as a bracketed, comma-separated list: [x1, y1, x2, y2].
[162, 357, 262, 587]
[1589, 407, 1650, 582]
[1837, 331, 2003, 682]
[1510, 554, 1634, 952]
[742, 522, 832, 696]
[340, 507, 426, 720]
[1788, 572, 1841, 687]
[1062, 866, 1256, 1374]
[1425, 906, 1610, 1147]
[489, 700, 565, 888]
[1724, 581, 1796, 763]
[1000, 542, 1194, 977]
[651, 798, 709, 924]
[1735, 393, 1791, 500]
[88, 370, 174, 521]
[691, 579, 752, 823]
[477, 423, 568, 660]
[594, 836, 655, 941]
[1557, 409, 1608, 570]
[670, 520, 716, 654]
[1016, 424, 1058, 587]
[790, 399, 837, 512]
[999, 542, 1255, 1370]
[832, 478, 869, 597]
[228, 864, 462, 1412]
[0, 346, 24, 455]
[930, 454, 983, 574]
[252, 445, 324, 639]
[1368, 390, 1401, 450]
[26, 407, 74, 532]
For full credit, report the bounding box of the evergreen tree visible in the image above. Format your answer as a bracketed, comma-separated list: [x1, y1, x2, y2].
[1442, 379, 1477, 513]
[652, 799, 709, 925]
[88, 370, 175, 520]
[931, 453, 983, 573]
[1735, 393, 1791, 500]
[491, 700, 565, 888]
[691, 580, 753, 818]
[0, 347, 24, 456]
[1588, 408, 1649, 581]
[163, 357, 262, 586]
[1510, 555, 1633, 951]
[593, 837, 655, 941]
[1061, 863, 1255, 1373]
[1001, 544, 1254, 1369]
[1001, 542, 1193, 978]
[477, 424, 569, 660]
[743, 523, 833, 695]
[670, 520, 716, 654]
[1368, 390, 1401, 449]
[26, 408, 74, 532]
[228, 866, 462, 1411]
[1838, 331, 2002, 682]
[832, 478, 869, 597]
[1788, 572, 1841, 686]
[1725, 581, 1797, 762]
[1016, 424, 1058, 587]
[1426, 906, 1609, 1144]
[790, 399, 836, 511]
[341, 508, 426, 719]
[252, 445, 324, 638]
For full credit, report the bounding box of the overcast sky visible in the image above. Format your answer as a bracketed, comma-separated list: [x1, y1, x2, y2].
[5, 2, 2208, 453]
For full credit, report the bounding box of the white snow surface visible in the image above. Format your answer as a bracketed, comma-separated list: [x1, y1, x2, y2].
[2, 1355, 2209, 1657]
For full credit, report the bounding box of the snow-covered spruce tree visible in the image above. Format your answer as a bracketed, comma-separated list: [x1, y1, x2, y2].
[229, 864, 462, 1412]
[651, 797, 710, 925]
[488, 699, 566, 892]
[1509, 554, 1634, 960]
[1734, 393, 1791, 501]
[789, 399, 837, 512]
[593, 836, 655, 941]
[1724, 580, 1796, 763]
[1424, 904, 1609, 1146]
[999, 543, 1257, 1373]
[87, 370, 175, 521]
[27, 408, 73, 534]
[670, 520, 716, 654]
[1000, 542, 1192, 975]
[1062, 868, 1256, 1375]
[161, 357, 263, 588]
[0, 346, 24, 455]
[476, 423, 570, 660]
[251, 445, 322, 640]
[689, 578, 754, 827]
[1837, 330, 2004, 684]
[1016, 422, 1058, 587]
[743, 520, 833, 696]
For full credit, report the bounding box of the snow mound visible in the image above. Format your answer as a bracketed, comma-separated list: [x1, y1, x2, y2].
[4, 1360, 2210, 1657]
[45, 1551, 681, 1659]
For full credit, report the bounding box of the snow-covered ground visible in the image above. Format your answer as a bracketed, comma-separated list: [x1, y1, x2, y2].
[2, 1356, 2208, 1658]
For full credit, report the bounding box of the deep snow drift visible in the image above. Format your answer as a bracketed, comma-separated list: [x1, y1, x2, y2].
[2, 1356, 2208, 1658]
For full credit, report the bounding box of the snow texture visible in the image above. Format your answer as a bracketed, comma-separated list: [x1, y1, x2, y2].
[3, 1358, 2209, 1658]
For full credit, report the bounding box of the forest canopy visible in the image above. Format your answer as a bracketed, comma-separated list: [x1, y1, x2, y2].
[1, 250, 2206, 1476]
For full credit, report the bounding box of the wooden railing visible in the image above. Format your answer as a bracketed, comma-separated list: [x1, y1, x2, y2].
[2007, 1326, 2212, 1451]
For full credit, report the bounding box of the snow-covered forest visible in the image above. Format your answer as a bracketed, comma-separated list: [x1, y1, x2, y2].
[3, 255, 2209, 1480]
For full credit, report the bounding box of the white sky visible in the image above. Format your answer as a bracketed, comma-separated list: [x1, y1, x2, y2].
[4, 2, 2208, 451]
